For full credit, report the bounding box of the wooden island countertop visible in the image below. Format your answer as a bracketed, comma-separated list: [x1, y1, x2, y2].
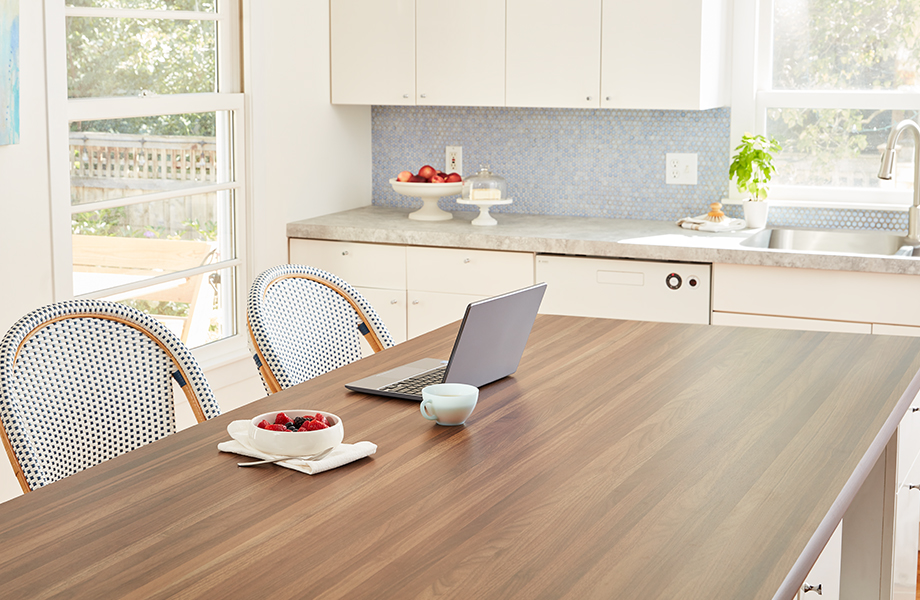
[0, 315, 919, 599]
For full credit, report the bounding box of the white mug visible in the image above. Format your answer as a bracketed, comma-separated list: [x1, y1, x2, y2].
[420, 383, 479, 426]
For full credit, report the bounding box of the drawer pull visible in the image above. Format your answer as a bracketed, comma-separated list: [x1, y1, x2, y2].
[412, 300, 419, 305]
[390, 299, 398, 304]
[341, 251, 349, 256]
[910, 484, 920, 491]
[586, 96, 593, 101]
[463, 258, 471, 264]
[802, 583, 822, 595]
[912, 407, 919, 412]
[420, 93, 427, 98]
[403, 94, 409, 99]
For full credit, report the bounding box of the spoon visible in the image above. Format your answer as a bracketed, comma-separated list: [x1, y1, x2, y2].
[237, 446, 335, 467]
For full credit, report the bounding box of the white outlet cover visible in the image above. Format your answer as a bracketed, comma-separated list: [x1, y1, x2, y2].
[666, 153, 698, 185]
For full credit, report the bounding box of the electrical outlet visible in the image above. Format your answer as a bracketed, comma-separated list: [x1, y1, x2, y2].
[446, 146, 462, 176]
[666, 153, 698, 185]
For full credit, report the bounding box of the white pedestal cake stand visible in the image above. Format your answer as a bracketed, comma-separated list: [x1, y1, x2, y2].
[456, 198, 513, 226]
[390, 179, 463, 221]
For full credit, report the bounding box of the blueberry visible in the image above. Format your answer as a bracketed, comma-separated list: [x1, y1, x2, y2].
[293, 417, 306, 428]
[285, 422, 297, 431]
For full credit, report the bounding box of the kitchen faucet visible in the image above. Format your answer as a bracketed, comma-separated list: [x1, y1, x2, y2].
[878, 119, 920, 243]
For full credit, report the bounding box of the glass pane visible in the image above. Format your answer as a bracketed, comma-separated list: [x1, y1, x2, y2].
[72, 192, 233, 294]
[100, 266, 235, 348]
[70, 112, 230, 204]
[66, 0, 216, 11]
[773, 0, 920, 90]
[766, 107, 918, 189]
[66, 16, 215, 98]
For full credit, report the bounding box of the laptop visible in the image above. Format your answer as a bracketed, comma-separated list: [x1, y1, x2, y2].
[345, 282, 547, 400]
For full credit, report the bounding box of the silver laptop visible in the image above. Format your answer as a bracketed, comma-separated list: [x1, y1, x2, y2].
[345, 283, 547, 400]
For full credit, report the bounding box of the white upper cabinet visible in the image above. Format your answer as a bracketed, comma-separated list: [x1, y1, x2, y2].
[417, 0, 505, 107]
[601, 0, 730, 110]
[505, 0, 602, 108]
[331, 0, 416, 105]
[331, 0, 505, 107]
[330, 0, 729, 109]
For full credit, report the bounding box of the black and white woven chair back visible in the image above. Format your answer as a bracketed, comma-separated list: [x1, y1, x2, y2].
[0, 299, 220, 492]
[247, 264, 395, 394]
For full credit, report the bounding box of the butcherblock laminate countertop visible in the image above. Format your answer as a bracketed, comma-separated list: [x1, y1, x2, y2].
[287, 206, 920, 276]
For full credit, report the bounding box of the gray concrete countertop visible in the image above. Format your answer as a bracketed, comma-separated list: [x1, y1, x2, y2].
[287, 206, 920, 276]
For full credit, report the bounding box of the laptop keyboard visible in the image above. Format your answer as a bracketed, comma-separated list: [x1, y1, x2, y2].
[379, 366, 447, 395]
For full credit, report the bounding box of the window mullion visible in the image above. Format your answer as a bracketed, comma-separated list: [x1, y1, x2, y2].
[64, 8, 219, 21]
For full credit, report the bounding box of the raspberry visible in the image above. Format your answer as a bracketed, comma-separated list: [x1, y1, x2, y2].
[266, 424, 288, 432]
[256, 419, 271, 429]
[305, 418, 328, 431]
[274, 412, 292, 426]
[313, 413, 327, 426]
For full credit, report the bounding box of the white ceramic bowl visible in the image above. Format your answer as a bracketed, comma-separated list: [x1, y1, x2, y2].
[390, 178, 462, 198]
[248, 410, 344, 457]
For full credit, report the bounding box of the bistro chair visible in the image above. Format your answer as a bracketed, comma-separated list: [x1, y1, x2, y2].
[247, 264, 395, 394]
[0, 299, 221, 493]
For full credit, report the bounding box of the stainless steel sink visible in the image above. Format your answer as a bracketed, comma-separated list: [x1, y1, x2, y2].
[739, 228, 920, 256]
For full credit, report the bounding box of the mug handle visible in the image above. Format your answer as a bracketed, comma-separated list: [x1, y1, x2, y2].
[420, 399, 438, 421]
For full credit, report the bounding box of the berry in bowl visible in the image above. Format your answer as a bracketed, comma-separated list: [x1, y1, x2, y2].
[248, 410, 344, 457]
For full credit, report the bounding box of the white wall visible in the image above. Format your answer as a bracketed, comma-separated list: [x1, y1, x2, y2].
[0, 0, 372, 503]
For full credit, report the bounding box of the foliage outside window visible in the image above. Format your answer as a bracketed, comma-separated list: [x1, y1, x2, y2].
[741, 0, 920, 205]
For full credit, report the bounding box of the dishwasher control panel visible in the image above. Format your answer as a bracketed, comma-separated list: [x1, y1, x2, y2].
[536, 255, 711, 324]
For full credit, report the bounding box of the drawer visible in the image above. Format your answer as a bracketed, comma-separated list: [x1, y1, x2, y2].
[406, 246, 534, 296]
[289, 239, 406, 289]
[536, 255, 710, 325]
[355, 286, 406, 357]
[801, 520, 842, 600]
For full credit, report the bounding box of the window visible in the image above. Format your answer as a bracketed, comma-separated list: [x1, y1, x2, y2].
[731, 0, 920, 208]
[48, 0, 245, 350]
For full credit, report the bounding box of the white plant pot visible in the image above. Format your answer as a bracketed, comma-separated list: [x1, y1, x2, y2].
[742, 200, 769, 229]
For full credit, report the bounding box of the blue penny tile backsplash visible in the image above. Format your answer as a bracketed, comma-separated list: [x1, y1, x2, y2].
[371, 105, 906, 231]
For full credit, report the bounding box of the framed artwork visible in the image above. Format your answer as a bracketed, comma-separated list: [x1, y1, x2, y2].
[1, 0, 19, 146]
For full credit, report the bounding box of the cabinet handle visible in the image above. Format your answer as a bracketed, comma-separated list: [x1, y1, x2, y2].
[912, 407, 919, 412]
[586, 96, 593, 101]
[390, 299, 398, 304]
[412, 300, 419, 305]
[802, 583, 822, 595]
[910, 484, 920, 491]
[463, 258, 471, 264]
[341, 250, 349, 256]
[403, 94, 409, 99]
[605, 96, 611, 101]
[420, 93, 427, 99]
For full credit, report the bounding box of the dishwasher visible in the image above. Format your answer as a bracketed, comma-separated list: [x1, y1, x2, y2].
[535, 254, 711, 325]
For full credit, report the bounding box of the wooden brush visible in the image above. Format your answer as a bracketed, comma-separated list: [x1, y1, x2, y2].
[704, 202, 728, 223]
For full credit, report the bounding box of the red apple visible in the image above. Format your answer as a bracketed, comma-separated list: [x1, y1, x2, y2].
[396, 170, 412, 182]
[417, 165, 437, 181]
[446, 173, 462, 183]
[430, 174, 446, 183]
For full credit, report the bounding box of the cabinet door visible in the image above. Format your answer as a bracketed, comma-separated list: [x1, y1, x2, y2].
[801, 521, 842, 600]
[407, 290, 488, 339]
[416, 0, 504, 107]
[331, 0, 415, 105]
[601, 0, 729, 109]
[711, 312, 872, 334]
[506, 0, 602, 108]
[356, 286, 407, 356]
[892, 460, 920, 600]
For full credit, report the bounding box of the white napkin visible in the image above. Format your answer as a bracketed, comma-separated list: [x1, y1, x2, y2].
[218, 420, 377, 475]
[677, 214, 747, 233]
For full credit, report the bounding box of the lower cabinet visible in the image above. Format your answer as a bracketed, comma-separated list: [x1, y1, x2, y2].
[712, 263, 920, 335]
[288, 238, 535, 352]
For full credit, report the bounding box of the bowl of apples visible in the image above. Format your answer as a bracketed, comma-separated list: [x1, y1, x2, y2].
[390, 165, 462, 221]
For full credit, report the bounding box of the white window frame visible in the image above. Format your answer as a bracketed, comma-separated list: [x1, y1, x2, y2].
[729, 0, 920, 210]
[43, 1, 251, 369]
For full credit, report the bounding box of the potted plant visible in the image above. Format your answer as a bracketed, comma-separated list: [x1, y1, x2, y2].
[729, 133, 782, 229]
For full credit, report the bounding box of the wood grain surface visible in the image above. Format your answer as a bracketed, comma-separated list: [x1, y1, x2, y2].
[1, 315, 920, 600]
